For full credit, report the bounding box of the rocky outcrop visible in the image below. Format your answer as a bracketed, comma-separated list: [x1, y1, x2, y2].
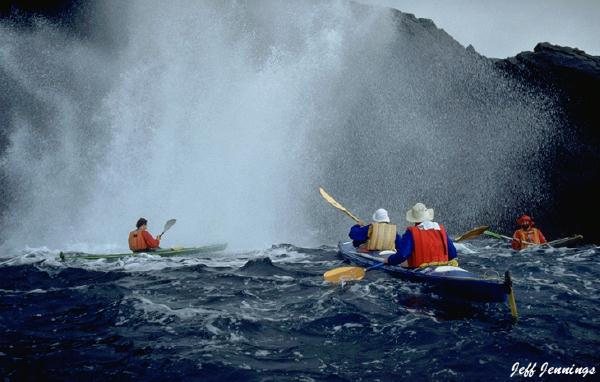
[0, 0, 84, 29]
[495, 44, 600, 243]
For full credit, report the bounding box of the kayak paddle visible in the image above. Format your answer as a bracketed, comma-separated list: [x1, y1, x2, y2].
[484, 229, 539, 246]
[519, 238, 581, 250]
[505, 271, 519, 320]
[159, 219, 177, 237]
[454, 225, 490, 242]
[324, 262, 384, 283]
[319, 186, 362, 223]
[319, 187, 379, 282]
[546, 234, 583, 247]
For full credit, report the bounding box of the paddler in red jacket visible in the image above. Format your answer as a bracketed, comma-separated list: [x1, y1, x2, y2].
[511, 214, 546, 250]
[384, 203, 457, 268]
[128, 218, 161, 252]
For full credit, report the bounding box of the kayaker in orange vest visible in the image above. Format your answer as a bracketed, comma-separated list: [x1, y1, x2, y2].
[384, 203, 457, 268]
[349, 208, 402, 251]
[128, 218, 161, 252]
[511, 214, 546, 250]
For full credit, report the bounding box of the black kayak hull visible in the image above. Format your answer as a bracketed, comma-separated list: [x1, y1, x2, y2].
[338, 241, 510, 303]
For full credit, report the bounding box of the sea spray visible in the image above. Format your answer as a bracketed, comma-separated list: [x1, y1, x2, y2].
[0, 1, 559, 251]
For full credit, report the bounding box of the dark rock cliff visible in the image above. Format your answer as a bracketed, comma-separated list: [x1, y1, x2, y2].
[495, 43, 600, 243]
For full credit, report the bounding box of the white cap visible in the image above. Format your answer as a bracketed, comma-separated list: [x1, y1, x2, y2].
[372, 208, 390, 223]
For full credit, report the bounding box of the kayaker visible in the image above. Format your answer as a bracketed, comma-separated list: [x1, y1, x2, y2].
[511, 214, 546, 250]
[128, 218, 161, 252]
[384, 203, 457, 267]
[348, 208, 402, 251]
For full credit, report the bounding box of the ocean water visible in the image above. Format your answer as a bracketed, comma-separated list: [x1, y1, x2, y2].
[1, 238, 598, 381]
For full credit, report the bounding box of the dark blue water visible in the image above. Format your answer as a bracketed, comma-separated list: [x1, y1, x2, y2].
[1, 239, 598, 381]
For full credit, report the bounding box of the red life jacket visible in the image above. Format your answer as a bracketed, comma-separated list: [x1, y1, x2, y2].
[407, 224, 449, 268]
[128, 229, 147, 251]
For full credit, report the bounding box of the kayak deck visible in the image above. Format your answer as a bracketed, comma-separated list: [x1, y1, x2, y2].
[59, 243, 227, 261]
[338, 241, 510, 303]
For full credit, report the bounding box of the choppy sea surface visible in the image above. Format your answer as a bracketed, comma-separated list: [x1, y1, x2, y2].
[1, 238, 599, 381]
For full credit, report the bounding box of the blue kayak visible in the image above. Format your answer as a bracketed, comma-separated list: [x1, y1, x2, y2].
[338, 241, 513, 304]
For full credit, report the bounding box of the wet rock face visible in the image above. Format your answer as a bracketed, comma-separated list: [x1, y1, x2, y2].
[499, 43, 600, 79]
[495, 43, 600, 243]
[0, 0, 85, 28]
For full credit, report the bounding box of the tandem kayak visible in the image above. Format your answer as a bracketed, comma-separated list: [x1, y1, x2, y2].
[338, 241, 516, 307]
[58, 243, 227, 261]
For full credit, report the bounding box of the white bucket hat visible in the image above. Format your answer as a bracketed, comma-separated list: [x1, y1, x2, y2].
[406, 203, 434, 223]
[372, 208, 390, 223]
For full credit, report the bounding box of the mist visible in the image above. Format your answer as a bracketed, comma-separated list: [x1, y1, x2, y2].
[0, 0, 559, 251]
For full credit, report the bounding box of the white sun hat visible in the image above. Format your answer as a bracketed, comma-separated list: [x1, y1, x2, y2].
[406, 203, 434, 223]
[372, 208, 390, 223]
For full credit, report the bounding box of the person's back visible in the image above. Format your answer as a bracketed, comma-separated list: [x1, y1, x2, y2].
[129, 218, 161, 252]
[406, 221, 449, 268]
[512, 215, 546, 250]
[349, 208, 400, 251]
[385, 203, 457, 268]
[367, 221, 397, 251]
[128, 229, 146, 251]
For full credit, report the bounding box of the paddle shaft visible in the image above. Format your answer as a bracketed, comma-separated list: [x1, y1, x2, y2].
[319, 187, 362, 224]
[546, 235, 583, 247]
[505, 271, 519, 320]
[366, 263, 384, 271]
[484, 230, 542, 247]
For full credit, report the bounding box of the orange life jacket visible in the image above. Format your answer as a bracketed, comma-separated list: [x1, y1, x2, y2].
[128, 229, 147, 251]
[367, 223, 397, 251]
[407, 224, 449, 268]
[513, 228, 542, 249]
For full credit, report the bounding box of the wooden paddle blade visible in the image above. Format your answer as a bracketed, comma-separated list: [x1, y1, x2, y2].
[323, 266, 366, 283]
[454, 225, 490, 242]
[318, 187, 361, 223]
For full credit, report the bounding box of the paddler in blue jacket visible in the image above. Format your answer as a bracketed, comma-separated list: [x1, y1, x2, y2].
[349, 208, 402, 251]
[384, 203, 457, 267]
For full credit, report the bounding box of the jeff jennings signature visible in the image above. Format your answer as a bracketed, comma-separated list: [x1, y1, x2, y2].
[511, 362, 596, 378]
